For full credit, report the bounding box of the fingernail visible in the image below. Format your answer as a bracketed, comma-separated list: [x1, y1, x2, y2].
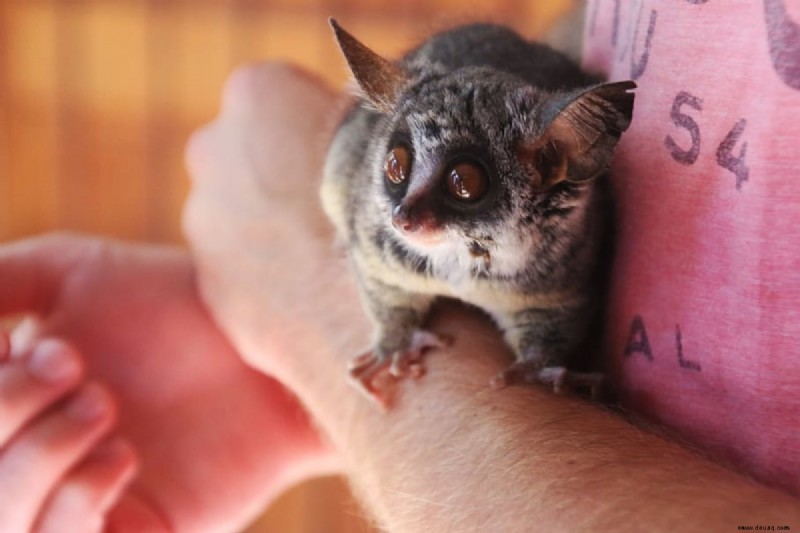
[66, 385, 110, 423]
[27, 340, 81, 384]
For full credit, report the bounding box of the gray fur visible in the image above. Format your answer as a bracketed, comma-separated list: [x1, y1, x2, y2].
[322, 22, 635, 384]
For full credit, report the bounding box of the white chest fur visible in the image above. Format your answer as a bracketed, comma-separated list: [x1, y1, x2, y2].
[355, 235, 581, 316]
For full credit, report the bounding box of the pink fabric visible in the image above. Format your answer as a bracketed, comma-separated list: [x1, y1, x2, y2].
[584, 0, 800, 495]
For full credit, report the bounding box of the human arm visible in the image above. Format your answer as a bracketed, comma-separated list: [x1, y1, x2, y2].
[0, 236, 337, 531]
[183, 63, 800, 532]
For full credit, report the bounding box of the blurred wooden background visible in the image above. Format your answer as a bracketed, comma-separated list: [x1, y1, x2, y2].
[0, 0, 572, 530]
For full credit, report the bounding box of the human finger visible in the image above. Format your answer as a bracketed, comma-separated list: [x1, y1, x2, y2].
[35, 437, 138, 533]
[0, 383, 116, 532]
[0, 233, 88, 317]
[0, 338, 84, 445]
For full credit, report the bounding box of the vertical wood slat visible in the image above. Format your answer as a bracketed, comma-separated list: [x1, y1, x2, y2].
[3, 1, 60, 240]
[145, 2, 190, 242]
[55, 2, 91, 236]
[54, 2, 81, 234]
[0, 1, 7, 236]
[55, 2, 151, 239]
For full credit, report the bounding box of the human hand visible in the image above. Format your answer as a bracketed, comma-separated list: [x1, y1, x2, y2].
[184, 63, 371, 389]
[0, 331, 136, 532]
[0, 235, 335, 532]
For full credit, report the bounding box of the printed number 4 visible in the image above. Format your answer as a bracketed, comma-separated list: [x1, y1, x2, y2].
[716, 118, 749, 190]
[665, 91, 750, 190]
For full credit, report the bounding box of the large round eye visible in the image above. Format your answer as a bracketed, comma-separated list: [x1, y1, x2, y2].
[446, 161, 488, 202]
[385, 145, 411, 185]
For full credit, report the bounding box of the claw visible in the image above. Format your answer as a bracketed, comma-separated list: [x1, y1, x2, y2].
[389, 330, 451, 378]
[535, 366, 570, 394]
[347, 329, 451, 408]
[489, 360, 544, 390]
[348, 351, 377, 371]
[348, 351, 392, 410]
[490, 362, 605, 398]
[561, 370, 605, 399]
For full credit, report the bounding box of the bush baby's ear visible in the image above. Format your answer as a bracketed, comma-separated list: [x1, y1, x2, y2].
[519, 81, 636, 190]
[329, 18, 409, 113]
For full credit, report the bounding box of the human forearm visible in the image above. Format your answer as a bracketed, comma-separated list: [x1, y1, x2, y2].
[282, 302, 799, 532]
[182, 62, 799, 532]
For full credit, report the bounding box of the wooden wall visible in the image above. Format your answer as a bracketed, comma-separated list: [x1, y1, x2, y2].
[0, 0, 572, 530]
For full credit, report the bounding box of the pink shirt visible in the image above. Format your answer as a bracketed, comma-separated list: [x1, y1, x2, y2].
[585, 0, 800, 495]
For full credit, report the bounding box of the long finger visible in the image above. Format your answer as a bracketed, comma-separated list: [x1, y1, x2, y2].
[35, 437, 138, 533]
[0, 234, 84, 317]
[0, 383, 116, 532]
[0, 339, 84, 444]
